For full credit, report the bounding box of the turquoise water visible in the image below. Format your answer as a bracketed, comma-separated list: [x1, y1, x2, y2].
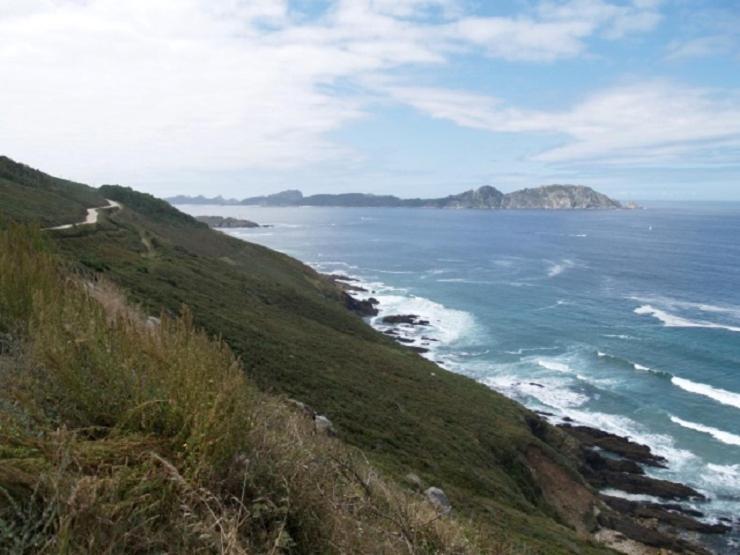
[178, 203, 740, 551]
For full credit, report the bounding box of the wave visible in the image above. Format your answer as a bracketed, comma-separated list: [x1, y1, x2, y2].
[367, 292, 477, 347]
[536, 359, 574, 373]
[569, 233, 588, 238]
[504, 346, 558, 355]
[594, 350, 671, 378]
[671, 377, 740, 410]
[670, 416, 740, 447]
[547, 259, 576, 278]
[482, 374, 589, 410]
[634, 304, 740, 333]
[630, 295, 740, 319]
[602, 334, 639, 340]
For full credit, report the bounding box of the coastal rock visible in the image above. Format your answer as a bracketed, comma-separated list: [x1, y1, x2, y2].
[195, 215, 261, 228]
[596, 511, 712, 554]
[287, 398, 315, 419]
[581, 448, 644, 475]
[424, 487, 452, 514]
[314, 414, 336, 436]
[601, 495, 729, 534]
[344, 294, 379, 317]
[593, 471, 704, 501]
[558, 425, 667, 467]
[404, 473, 423, 492]
[381, 314, 430, 326]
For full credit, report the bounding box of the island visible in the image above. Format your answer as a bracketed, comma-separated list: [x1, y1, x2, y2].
[195, 215, 263, 228]
[169, 184, 628, 210]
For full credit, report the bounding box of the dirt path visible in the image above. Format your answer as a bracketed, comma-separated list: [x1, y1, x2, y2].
[45, 199, 121, 230]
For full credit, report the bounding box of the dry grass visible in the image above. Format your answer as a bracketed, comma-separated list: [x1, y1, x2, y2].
[0, 224, 515, 554]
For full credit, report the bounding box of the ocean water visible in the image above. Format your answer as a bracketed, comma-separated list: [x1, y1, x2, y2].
[177, 203, 740, 552]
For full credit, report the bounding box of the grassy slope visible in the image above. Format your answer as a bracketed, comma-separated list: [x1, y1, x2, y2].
[0, 160, 610, 553]
[0, 157, 105, 227]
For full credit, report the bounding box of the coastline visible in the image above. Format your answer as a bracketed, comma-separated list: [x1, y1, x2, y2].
[328, 270, 736, 554]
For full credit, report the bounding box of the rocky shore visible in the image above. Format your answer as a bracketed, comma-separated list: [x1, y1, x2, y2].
[331, 273, 733, 554]
[195, 215, 266, 228]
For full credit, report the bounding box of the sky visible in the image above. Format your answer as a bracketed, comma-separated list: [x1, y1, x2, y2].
[1, 0, 739, 201]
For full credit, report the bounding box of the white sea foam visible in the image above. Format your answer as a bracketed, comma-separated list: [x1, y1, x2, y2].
[504, 346, 558, 355]
[634, 304, 740, 333]
[369, 293, 476, 345]
[633, 363, 651, 371]
[569, 233, 588, 238]
[482, 375, 589, 410]
[602, 334, 638, 340]
[599, 489, 664, 504]
[536, 359, 574, 373]
[670, 416, 740, 447]
[704, 464, 740, 490]
[671, 377, 740, 410]
[547, 259, 576, 278]
[630, 295, 740, 319]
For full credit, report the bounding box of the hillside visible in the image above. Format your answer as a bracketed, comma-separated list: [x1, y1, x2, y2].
[0, 156, 106, 227]
[0, 157, 624, 553]
[0, 224, 499, 553]
[168, 184, 624, 210]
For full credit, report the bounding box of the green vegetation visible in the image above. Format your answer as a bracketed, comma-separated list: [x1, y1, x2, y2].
[0, 157, 104, 228]
[0, 158, 612, 553]
[0, 225, 495, 554]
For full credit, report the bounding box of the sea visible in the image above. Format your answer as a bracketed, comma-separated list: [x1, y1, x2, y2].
[176, 202, 740, 552]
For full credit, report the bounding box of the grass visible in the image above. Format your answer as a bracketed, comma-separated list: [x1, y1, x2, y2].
[0, 158, 613, 553]
[0, 224, 504, 554]
[0, 157, 105, 228]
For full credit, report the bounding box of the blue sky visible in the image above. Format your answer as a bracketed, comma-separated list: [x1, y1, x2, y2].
[1, 0, 739, 200]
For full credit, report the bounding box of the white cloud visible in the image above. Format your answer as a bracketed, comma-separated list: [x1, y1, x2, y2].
[386, 81, 740, 164]
[0, 0, 666, 184]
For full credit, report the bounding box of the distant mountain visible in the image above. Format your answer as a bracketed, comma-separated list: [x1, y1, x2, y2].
[167, 184, 624, 210]
[167, 194, 241, 205]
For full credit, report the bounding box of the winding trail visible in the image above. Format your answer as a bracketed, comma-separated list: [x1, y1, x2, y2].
[45, 199, 121, 230]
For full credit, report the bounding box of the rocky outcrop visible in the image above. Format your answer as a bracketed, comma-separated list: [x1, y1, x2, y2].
[343, 293, 379, 317]
[380, 314, 430, 326]
[427, 185, 504, 209]
[502, 185, 622, 209]
[601, 495, 729, 535]
[195, 215, 261, 228]
[424, 487, 452, 514]
[559, 425, 667, 467]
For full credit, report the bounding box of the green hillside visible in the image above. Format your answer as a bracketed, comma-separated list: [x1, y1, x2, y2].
[0, 158, 612, 553]
[0, 157, 105, 227]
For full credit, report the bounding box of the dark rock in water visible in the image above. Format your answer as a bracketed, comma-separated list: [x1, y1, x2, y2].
[594, 471, 704, 501]
[529, 382, 544, 388]
[344, 294, 379, 317]
[407, 346, 429, 354]
[562, 416, 574, 423]
[381, 314, 430, 326]
[384, 330, 398, 336]
[597, 511, 711, 554]
[535, 410, 555, 417]
[421, 336, 438, 342]
[581, 448, 644, 475]
[601, 495, 729, 534]
[326, 274, 367, 292]
[395, 337, 415, 344]
[558, 424, 667, 467]
[196, 215, 261, 228]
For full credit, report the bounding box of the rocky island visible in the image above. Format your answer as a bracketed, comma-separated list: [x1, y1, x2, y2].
[195, 215, 263, 228]
[169, 184, 627, 210]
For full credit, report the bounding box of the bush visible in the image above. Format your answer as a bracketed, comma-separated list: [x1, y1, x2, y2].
[0, 225, 495, 554]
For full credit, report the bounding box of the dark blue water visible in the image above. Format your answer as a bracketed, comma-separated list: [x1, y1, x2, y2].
[179, 203, 740, 551]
